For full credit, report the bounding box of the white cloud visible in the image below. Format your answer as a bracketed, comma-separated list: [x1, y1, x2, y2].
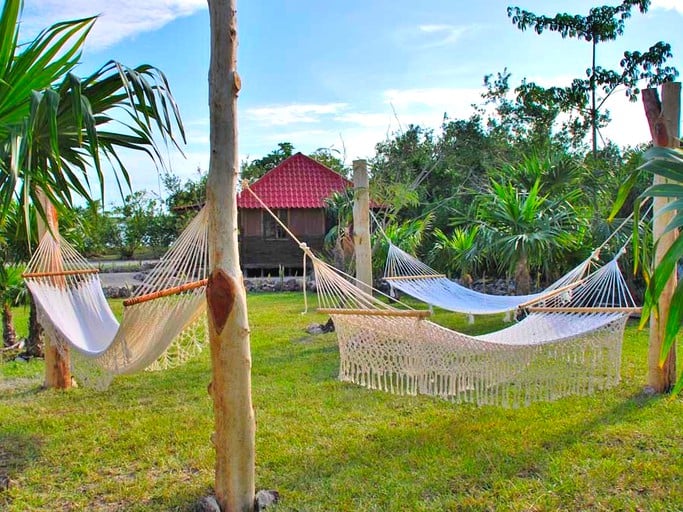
[652, 0, 683, 15]
[417, 24, 473, 47]
[384, 87, 482, 117]
[244, 103, 349, 126]
[334, 112, 395, 128]
[20, 0, 206, 50]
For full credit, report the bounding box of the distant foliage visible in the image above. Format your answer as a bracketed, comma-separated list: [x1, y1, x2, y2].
[241, 142, 349, 181]
[507, 0, 678, 153]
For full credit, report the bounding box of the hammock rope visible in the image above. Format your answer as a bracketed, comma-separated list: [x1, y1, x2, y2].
[245, 183, 640, 407]
[23, 207, 210, 388]
[381, 208, 643, 317]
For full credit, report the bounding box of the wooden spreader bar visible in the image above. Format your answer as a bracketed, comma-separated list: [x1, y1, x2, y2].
[527, 306, 642, 314]
[123, 279, 208, 307]
[22, 268, 99, 279]
[384, 274, 446, 281]
[318, 308, 431, 318]
[517, 280, 585, 309]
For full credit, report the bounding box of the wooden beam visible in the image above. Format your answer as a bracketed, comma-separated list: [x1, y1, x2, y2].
[527, 306, 641, 314]
[353, 159, 373, 295]
[23, 268, 99, 279]
[516, 280, 586, 309]
[35, 189, 71, 390]
[644, 82, 681, 393]
[206, 0, 256, 510]
[318, 308, 431, 318]
[122, 279, 207, 307]
[384, 274, 447, 281]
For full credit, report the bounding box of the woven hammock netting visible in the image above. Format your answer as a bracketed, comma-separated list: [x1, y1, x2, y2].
[237, 182, 640, 407]
[23, 207, 209, 389]
[311, 249, 638, 408]
[384, 242, 597, 317]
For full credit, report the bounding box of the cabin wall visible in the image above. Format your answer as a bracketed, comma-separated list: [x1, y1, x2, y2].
[238, 208, 326, 274]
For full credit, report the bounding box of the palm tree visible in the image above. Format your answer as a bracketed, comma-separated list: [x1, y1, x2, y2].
[623, 146, 683, 394]
[324, 188, 355, 271]
[0, 0, 184, 387]
[473, 179, 587, 294]
[0, 264, 25, 348]
[0, 0, 184, 225]
[428, 226, 483, 280]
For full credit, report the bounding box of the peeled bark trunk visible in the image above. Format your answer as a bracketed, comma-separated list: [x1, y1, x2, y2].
[25, 295, 44, 358]
[352, 159, 372, 294]
[514, 254, 531, 295]
[36, 189, 71, 389]
[2, 302, 17, 347]
[643, 83, 680, 393]
[207, 1, 256, 510]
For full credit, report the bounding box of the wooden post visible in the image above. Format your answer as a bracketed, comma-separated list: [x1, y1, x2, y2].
[643, 82, 681, 393]
[352, 159, 372, 294]
[35, 189, 72, 390]
[206, 0, 256, 510]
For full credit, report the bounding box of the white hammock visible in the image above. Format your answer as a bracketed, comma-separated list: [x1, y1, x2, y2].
[313, 250, 638, 407]
[243, 182, 640, 407]
[23, 207, 209, 388]
[384, 242, 597, 317]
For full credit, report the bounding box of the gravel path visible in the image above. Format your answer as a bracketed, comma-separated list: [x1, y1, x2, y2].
[98, 272, 145, 288]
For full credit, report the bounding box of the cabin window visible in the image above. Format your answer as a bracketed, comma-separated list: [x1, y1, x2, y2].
[263, 209, 288, 239]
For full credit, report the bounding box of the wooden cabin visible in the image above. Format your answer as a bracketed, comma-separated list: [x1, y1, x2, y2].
[236, 152, 351, 276]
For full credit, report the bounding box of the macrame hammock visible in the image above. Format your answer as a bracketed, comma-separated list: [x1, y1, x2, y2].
[381, 212, 635, 321]
[23, 206, 209, 389]
[245, 183, 640, 407]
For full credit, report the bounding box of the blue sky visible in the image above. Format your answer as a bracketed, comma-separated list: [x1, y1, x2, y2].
[19, 0, 683, 206]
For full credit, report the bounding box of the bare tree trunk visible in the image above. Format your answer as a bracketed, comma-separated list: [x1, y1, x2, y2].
[2, 303, 17, 347]
[206, 1, 255, 510]
[26, 294, 44, 358]
[643, 82, 680, 393]
[514, 254, 531, 295]
[36, 189, 71, 389]
[352, 159, 372, 294]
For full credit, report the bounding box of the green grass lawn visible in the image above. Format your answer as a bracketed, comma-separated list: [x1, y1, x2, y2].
[1, 293, 682, 511]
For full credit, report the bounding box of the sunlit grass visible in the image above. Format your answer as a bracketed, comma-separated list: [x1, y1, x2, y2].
[1, 293, 682, 511]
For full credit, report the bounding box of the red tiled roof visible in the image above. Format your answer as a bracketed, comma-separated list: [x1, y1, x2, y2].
[237, 152, 351, 209]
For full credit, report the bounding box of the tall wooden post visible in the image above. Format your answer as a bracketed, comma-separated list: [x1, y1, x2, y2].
[206, 0, 255, 510]
[352, 159, 372, 294]
[35, 189, 72, 389]
[643, 82, 681, 393]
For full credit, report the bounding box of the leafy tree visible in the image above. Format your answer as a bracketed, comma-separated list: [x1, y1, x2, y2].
[309, 147, 349, 177]
[480, 70, 570, 150]
[241, 142, 348, 181]
[612, 146, 682, 394]
[470, 179, 587, 294]
[240, 142, 294, 181]
[371, 215, 433, 280]
[507, 0, 678, 155]
[323, 188, 355, 271]
[428, 226, 483, 280]
[163, 168, 208, 211]
[110, 191, 167, 258]
[0, 0, 184, 233]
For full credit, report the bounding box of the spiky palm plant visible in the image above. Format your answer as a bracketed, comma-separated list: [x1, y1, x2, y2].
[628, 146, 683, 394]
[0, 0, 184, 229]
[474, 179, 586, 294]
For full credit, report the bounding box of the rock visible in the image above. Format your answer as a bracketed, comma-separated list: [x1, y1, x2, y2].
[13, 356, 27, 363]
[196, 495, 221, 512]
[321, 317, 335, 333]
[255, 490, 280, 510]
[283, 279, 300, 291]
[306, 323, 324, 335]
